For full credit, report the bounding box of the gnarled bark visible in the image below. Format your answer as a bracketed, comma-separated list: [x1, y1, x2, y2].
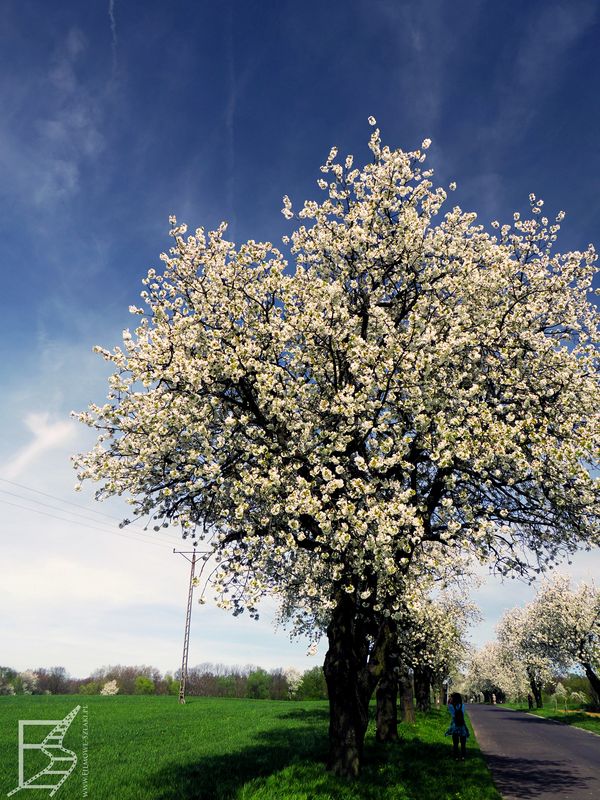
[323, 592, 389, 777]
[399, 666, 415, 723]
[527, 666, 543, 708]
[376, 672, 399, 741]
[375, 628, 401, 742]
[582, 662, 600, 705]
[414, 666, 432, 712]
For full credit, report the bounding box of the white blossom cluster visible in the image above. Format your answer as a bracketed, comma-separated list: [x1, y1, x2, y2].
[552, 681, 588, 708]
[100, 679, 120, 696]
[283, 667, 303, 698]
[18, 670, 38, 695]
[74, 124, 599, 618]
[274, 541, 476, 639]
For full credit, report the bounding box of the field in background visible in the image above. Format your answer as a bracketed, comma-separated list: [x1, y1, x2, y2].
[0, 696, 500, 799]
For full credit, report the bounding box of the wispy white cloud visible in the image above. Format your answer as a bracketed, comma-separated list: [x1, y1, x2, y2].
[1, 412, 75, 480]
[364, 0, 482, 138]
[0, 500, 320, 675]
[48, 29, 86, 92]
[108, 0, 118, 76]
[33, 159, 80, 206]
[514, 1, 596, 92]
[490, 0, 596, 144]
[0, 26, 105, 212]
[393, 0, 446, 131]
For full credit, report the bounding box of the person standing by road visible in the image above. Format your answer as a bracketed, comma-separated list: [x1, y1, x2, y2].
[446, 692, 470, 760]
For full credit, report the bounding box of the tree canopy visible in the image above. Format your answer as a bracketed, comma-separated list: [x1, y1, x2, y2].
[75, 122, 599, 775]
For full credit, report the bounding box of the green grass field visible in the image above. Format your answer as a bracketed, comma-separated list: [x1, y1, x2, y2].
[0, 696, 500, 800]
[501, 701, 600, 736]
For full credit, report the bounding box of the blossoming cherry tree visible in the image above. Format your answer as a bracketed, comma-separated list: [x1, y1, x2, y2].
[75, 121, 599, 776]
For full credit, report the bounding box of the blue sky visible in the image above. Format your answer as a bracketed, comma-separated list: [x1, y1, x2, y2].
[1, 0, 599, 677]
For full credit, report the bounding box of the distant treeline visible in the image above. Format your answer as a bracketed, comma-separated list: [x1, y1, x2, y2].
[0, 663, 328, 700]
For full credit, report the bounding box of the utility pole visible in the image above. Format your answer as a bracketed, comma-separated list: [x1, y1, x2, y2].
[173, 548, 197, 704]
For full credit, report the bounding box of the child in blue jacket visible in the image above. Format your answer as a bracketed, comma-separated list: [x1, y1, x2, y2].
[445, 692, 469, 759]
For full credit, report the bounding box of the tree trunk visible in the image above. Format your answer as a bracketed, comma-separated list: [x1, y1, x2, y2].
[376, 671, 398, 742]
[399, 666, 415, 723]
[441, 679, 449, 706]
[375, 623, 400, 742]
[414, 666, 432, 712]
[582, 662, 600, 705]
[527, 667, 543, 709]
[323, 592, 386, 777]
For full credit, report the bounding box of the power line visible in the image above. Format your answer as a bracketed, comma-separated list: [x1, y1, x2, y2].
[0, 497, 173, 550]
[0, 476, 180, 540]
[0, 488, 178, 548]
[0, 476, 129, 521]
[0, 487, 180, 548]
[0, 487, 139, 530]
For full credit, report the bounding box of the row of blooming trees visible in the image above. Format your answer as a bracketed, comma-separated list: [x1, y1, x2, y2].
[402, 593, 478, 713]
[373, 589, 478, 740]
[524, 576, 600, 703]
[465, 640, 536, 704]
[75, 123, 599, 776]
[466, 576, 600, 707]
[0, 668, 40, 696]
[496, 602, 554, 707]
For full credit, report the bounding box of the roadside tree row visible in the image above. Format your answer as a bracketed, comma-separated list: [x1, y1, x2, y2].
[466, 576, 600, 707]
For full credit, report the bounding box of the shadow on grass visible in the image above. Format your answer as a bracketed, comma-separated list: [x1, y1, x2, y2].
[543, 712, 592, 725]
[145, 720, 327, 800]
[275, 707, 329, 723]
[146, 722, 501, 800]
[534, 711, 600, 734]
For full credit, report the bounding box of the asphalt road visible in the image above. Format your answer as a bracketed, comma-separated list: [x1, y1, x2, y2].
[467, 704, 600, 800]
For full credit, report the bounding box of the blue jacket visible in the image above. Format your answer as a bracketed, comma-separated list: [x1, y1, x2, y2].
[445, 702, 470, 738]
[448, 702, 466, 721]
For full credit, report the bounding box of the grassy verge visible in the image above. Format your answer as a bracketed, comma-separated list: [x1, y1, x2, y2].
[501, 700, 600, 735]
[0, 696, 501, 800]
[241, 706, 501, 800]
